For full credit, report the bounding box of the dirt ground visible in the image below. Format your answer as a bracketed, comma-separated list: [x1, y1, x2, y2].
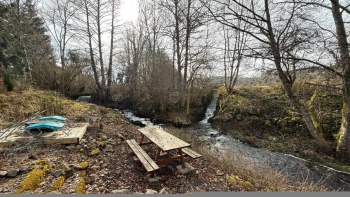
[0, 108, 246, 194]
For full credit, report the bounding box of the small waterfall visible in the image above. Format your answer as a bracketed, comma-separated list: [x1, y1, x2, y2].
[199, 95, 217, 124]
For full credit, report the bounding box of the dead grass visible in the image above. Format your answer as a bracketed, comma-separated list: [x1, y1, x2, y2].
[0, 89, 101, 126]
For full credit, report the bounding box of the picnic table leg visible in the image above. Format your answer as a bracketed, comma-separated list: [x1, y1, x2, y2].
[155, 148, 161, 162]
[139, 134, 145, 145]
[167, 151, 171, 158]
[178, 148, 185, 168]
[150, 171, 155, 178]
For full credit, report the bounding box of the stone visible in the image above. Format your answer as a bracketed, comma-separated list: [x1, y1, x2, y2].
[111, 189, 129, 194]
[57, 149, 70, 155]
[7, 169, 19, 177]
[145, 189, 158, 194]
[176, 163, 195, 174]
[76, 145, 83, 150]
[159, 188, 168, 194]
[91, 165, 100, 170]
[0, 171, 7, 176]
[216, 170, 225, 176]
[72, 165, 83, 170]
[146, 174, 161, 182]
[53, 169, 64, 178]
[101, 135, 108, 141]
[19, 166, 29, 172]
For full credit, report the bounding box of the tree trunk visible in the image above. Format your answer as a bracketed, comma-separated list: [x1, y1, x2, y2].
[330, 0, 350, 159]
[264, 0, 331, 154]
[174, 0, 183, 108]
[107, 0, 116, 100]
[97, 0, 106, 102]
[84, 0, 101, 92]
[183, 0, 191, 108]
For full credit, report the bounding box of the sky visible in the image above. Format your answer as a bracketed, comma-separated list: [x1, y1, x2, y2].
[119, 0, 138, 23]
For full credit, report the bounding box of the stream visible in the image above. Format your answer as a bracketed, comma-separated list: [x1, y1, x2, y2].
[120, 96, 350, 191]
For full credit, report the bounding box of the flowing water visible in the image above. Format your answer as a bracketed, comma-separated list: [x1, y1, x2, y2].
[120, 96, 350, 191]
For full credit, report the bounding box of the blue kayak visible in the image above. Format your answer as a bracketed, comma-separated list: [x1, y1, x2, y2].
[25, 121, 65, 131]
[38, 116, 67, 122]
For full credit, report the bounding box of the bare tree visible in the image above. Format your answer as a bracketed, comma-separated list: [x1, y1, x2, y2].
[76, 0, 120, 102]
[205, 0, 332, 154]
[330, 0, 350, 159]
[41, 0, 76, 96]
[222, 19, 248, 94]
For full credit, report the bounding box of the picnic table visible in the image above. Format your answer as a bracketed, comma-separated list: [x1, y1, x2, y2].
[126, 126, 201, 179]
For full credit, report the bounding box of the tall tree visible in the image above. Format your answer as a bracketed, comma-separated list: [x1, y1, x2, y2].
[330, 0, 350, 159]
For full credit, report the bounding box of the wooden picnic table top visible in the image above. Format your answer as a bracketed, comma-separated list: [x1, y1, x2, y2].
[138, 126, 190, 152]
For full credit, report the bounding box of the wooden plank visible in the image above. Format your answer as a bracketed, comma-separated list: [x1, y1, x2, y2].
[0, 123, 89, 146]
[130, 139, 159, 171]
[126, 139, 159, 172]
[138, 126, 190, 151]
[182, 147, 202, 159]
[126, 140, 154, 172]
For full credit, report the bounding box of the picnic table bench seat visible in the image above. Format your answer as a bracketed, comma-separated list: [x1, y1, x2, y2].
[182, 147, 202, 159]
[126, 139, 159, 173]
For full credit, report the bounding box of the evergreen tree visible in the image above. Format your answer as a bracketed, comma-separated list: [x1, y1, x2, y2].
[0, 0, 55, 89]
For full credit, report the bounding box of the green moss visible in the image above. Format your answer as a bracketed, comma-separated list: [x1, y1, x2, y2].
[117, 133, 125, 141]
[98, 141, 106, 148]
[14, 164, 48, 194]
[90, 148, 100, 156]
[75, 171, 87, 194]
[226, 174, 241, 184]
[79, 161, 89, 170]
[47, 175, 65, 193]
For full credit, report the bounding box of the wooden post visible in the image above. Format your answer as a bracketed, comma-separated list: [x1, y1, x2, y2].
[155, 148, 161, 162]
[167, 151, 171, 158]
[139, 134, 145, 145]
[179, 148, 185, 168]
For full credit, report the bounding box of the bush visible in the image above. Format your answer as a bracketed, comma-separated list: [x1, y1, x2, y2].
[2, 72, 13, 91]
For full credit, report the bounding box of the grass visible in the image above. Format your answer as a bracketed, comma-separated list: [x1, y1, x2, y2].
[0, 89, 105, 125]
